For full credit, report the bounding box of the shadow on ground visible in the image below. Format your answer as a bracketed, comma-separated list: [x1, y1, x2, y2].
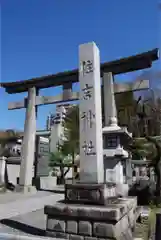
[0, 219, 46, 236]
[39, 188, 64, 194]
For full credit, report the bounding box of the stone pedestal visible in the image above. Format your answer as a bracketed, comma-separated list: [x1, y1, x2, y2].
[45, 183, 137, 239]
[15, 184, 36, 194]
[45, 197, 137, 240]
[65, 183, 117, 205]
[34, 176, 57, 190]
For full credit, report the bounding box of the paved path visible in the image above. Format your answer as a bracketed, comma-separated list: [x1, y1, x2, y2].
[0, 191, 64, 238]
[0, 191, 63, 220]
[0, 209, 46, 237]
[0, 191, 147, 239]
[0, 233, 55, 240]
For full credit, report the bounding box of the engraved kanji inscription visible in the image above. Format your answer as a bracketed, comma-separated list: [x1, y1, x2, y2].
[81, 60, 93, 75]
[82, 140, 96, 156]
[81, 110, 95, 130]
[81, 84, 93, 100]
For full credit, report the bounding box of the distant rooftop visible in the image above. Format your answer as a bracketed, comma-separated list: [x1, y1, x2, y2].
[1, 48, 159, 94]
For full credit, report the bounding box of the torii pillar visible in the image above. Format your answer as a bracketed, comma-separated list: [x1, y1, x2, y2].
[15, 87, 37, 193]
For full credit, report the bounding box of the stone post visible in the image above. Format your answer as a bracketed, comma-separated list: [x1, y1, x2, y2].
[16, 87, 36, 193]
[33, 89, 39, 180]
[79, 42, 104, 183]
[0, 157, 6, 188]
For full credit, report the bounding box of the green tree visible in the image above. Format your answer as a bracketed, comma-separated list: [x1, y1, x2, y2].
[129, 137, 157, 160]
[49, 105, 79, 182]
[49, 148, 73, 184]
[133, 94, 161, 202]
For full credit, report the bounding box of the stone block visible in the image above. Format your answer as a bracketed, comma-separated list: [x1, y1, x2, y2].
[93, 214, 129, 238]
[104, 186, 116, 197]
[44, 197, 137, 239]
[97, 239, 113, 240]
[45, 202, 121, 221]
[65, 183, 117, 205]
[70, 234, 84, 240]
[118, 197, 137, 211]
[40, 176, 57, 190]
[78, 221, 92, 236]
[66, 221, 78, 234]
[84, 237, 97, 240]
[119, 228, 133, 240]
[45, 197, 137, 222]
[46, 218, 65, 232]
[46, 231, 69, 239]
[127, 208, 135, 229]
[116, 183, 129, 197]
[93, 222, 113, 238]
[45, 204, 65, 216]
[15, 185, 37, 193]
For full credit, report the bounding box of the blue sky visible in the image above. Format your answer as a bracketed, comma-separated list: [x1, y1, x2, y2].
[0, 0, 160, 130]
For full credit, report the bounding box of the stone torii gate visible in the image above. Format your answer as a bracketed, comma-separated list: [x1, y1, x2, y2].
[1, 47, 159, 193]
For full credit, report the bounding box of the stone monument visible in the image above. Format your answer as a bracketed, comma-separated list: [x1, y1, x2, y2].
[79, 42, 103, 183]
[44, 42, 137, 240]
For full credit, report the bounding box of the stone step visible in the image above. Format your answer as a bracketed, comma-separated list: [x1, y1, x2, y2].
[45, 197, 137, 240]
[45, 198, 137, 222]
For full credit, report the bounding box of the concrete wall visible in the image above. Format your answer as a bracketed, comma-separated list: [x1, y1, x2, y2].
[6, 164, 34, 185]
[6, 163, 72, 186]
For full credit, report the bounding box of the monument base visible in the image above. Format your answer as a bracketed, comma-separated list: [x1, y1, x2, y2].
[33, 176, 57, 190]
[15, 184, 37, 194]
[65, 183, 117, 205]
[44, 196, 137, 240]
[0, 184, 6, 193]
